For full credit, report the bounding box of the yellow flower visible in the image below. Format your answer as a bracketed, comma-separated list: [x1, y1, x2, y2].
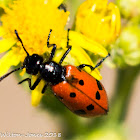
[76, 0, 121, 46]
[0, 0, 70, 106]
[0, 0, 108, 106]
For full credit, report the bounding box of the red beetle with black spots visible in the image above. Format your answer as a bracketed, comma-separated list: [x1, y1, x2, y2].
[0, 29, 110, 117]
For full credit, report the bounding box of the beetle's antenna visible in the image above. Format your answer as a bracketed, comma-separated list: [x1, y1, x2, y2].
[0, 66, 25, 82]
[15, 30, 29, 56]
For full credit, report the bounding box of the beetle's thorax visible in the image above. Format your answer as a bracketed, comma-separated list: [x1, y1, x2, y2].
[23, 54, 66, 85]
[40, 61, 66, 85]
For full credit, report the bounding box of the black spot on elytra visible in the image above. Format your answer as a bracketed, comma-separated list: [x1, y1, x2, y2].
[79, 80, 84, 85]
[70, 92, 76, 98]
[96, 91, 100, 100]
[86, 104, 94, 111]
[96, 80, 103, 90]
[74, 110, 86, 115]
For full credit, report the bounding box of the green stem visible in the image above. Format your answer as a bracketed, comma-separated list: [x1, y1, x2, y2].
[110, 65, 140, 123]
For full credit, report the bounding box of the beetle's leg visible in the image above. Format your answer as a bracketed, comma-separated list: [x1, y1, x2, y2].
[94, 53, 110, 69]
[18, 77, 42, 90]
[47, 29, 57, 61]
[59, 46, 71, 64]
[58, 3, 67, 12]
[77, 53, 111, 71]
[66, 28, 70, 47]
[0, 66, 24, 82]
[77, 64, 94, 71]
[48, 44, 57, 61]
[47, 29, 53, 47]
[59, 29, 72, 64]
[42, 83, 48, 94]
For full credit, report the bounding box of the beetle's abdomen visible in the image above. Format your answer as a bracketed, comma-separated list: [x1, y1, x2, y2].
[52, 65, 108, 117]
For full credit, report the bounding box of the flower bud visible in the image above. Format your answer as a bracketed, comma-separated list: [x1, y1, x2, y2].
[116, 0, 140, 18]
[76, 0, 121, 46]
[112, 24, 140, 67]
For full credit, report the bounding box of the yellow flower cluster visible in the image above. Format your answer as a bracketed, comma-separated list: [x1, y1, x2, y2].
[0, 0, 69, 75]
[0, 0, 71, 106]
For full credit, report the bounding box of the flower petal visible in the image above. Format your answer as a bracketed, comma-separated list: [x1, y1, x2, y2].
[47, 0, 64, 7]
[70, 31, 108, 57]
[0, 48, 21, 76]
[31, 89, 43, 107]
[0, 38, 16, 53]
[114, 5, 121, 36]
[61, 40, 102, 80]
[0, 0, 13, 6]
[70, 44, 102, 80]
[0, 27, 6, 36]
[31, 76, 44, 106]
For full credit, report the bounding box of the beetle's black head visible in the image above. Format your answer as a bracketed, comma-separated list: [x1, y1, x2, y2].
[23, 54, 43, 75]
